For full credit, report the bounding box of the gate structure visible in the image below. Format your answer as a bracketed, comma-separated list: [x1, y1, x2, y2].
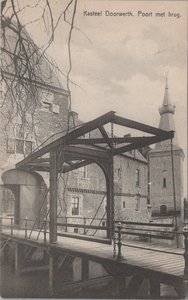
[15, 111, 174, 244]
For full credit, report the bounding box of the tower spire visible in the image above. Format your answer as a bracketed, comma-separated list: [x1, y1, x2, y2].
[165, 72, 168, 90]
[155, 78, 178, 149]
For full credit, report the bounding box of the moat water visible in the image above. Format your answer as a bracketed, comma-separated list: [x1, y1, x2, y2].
[0, 260, 112, 299]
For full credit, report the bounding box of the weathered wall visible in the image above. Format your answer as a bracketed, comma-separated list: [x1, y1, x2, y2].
[149, 148, 184, 215]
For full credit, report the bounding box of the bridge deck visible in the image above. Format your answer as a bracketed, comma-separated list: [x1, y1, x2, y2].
[1, 228, 184, 280]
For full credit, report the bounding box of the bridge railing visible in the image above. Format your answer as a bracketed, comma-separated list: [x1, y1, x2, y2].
[113, 221, 187, 260]
[0, 216, 48, 242]
[56, 216, 107, 236]
[0, 215, 108, 242]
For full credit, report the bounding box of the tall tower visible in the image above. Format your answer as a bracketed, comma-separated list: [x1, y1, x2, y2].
[148, 79, 184, 218]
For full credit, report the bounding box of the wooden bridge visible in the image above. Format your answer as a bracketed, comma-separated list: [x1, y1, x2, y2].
[1, 112, 187, 298]
[1, 217, 188, 298]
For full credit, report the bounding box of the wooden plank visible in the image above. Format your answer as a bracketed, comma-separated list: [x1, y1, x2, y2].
[1, 228, 185, 281]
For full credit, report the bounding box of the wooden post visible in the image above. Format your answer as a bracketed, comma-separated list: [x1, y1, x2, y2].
[25, 217, 28, 239]
[11, 217, 13, 236]
[106, 156, 114, 240]
[49, 250, 58, 296]
[81, 257, 89, 281]
[112, 276, 126, 298]
[183, 225, 188, 298]
[83, 217, 86, 235]
[65, 217, 68, 232]
[150, 279, 160, 298]
[0, 216, 2, 234]
[15, 243, 24, 273]
[49, 150, 58, 244]
[117, 222, 122, 260]
[44, 218, 47, 243]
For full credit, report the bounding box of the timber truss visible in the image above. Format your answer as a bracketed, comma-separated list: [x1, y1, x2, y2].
[15, 111, 174, 243]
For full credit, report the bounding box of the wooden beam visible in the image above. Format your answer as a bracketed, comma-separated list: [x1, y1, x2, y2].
[112, 114, 174, 136]
[49, 251, 59, 295]
[82, 257, 89, 281]
[16, 111, 115, 169]
[113, 134, 174, 156]
[150, 279, 160, 298]
[105, 157, 114, 240]
[61, 159, 93, 174]
[68, 136, 157, 145]
[15, 243, 25, 272]
[112, 276, 126, 298]
[63, 145, 111, 160]
[49, 150, 58, 244]
[126, 275, 144, 298]
[98, 126, 113, 149]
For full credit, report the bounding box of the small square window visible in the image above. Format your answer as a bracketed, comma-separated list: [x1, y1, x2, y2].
[42, 101, 51, 112]
[16, 140, 24, 154]
[74, 228, 78, 233]
[7, 139, 15, 153]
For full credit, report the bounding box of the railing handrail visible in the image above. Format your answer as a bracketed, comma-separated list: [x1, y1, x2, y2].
[57, 216, 107, 221]
[114, 220, 174, 227]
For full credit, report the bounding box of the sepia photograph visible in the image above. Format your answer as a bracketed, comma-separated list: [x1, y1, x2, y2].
[0, 0, 187, 298]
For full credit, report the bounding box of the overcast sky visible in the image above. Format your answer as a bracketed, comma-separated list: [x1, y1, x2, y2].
[20, 0, 187, 195]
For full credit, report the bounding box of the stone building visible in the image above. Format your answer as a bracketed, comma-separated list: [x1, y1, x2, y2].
[148, 79, 184, 221]
[0, 25, 70, 220]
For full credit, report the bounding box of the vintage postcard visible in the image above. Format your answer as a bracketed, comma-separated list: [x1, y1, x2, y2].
[0, 0, 187, 298]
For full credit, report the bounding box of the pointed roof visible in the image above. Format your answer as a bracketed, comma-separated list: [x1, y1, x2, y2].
[155, 78, 178, 150]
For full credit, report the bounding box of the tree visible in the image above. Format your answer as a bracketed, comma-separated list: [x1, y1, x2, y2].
[1, 0, 77, 138]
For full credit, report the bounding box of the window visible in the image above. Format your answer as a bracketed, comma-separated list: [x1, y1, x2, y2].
[42, 101, 51, 112]
[135, 193, 140, 211]
[16, 140, 24, 154]
[6, 124, 33, 155]
[117, 168, 121, 179]
[122, 201, 125, 208]
[135, 169, 140, 187]
[102, 221, 105, 227]
[72, 196, 79, 215]
[160, 205, 167, 215]
[163, 178, 166, 188]
[80, 166, 87, 179]
[7, 138, 15, 153]
[74, 228, 78, 233]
